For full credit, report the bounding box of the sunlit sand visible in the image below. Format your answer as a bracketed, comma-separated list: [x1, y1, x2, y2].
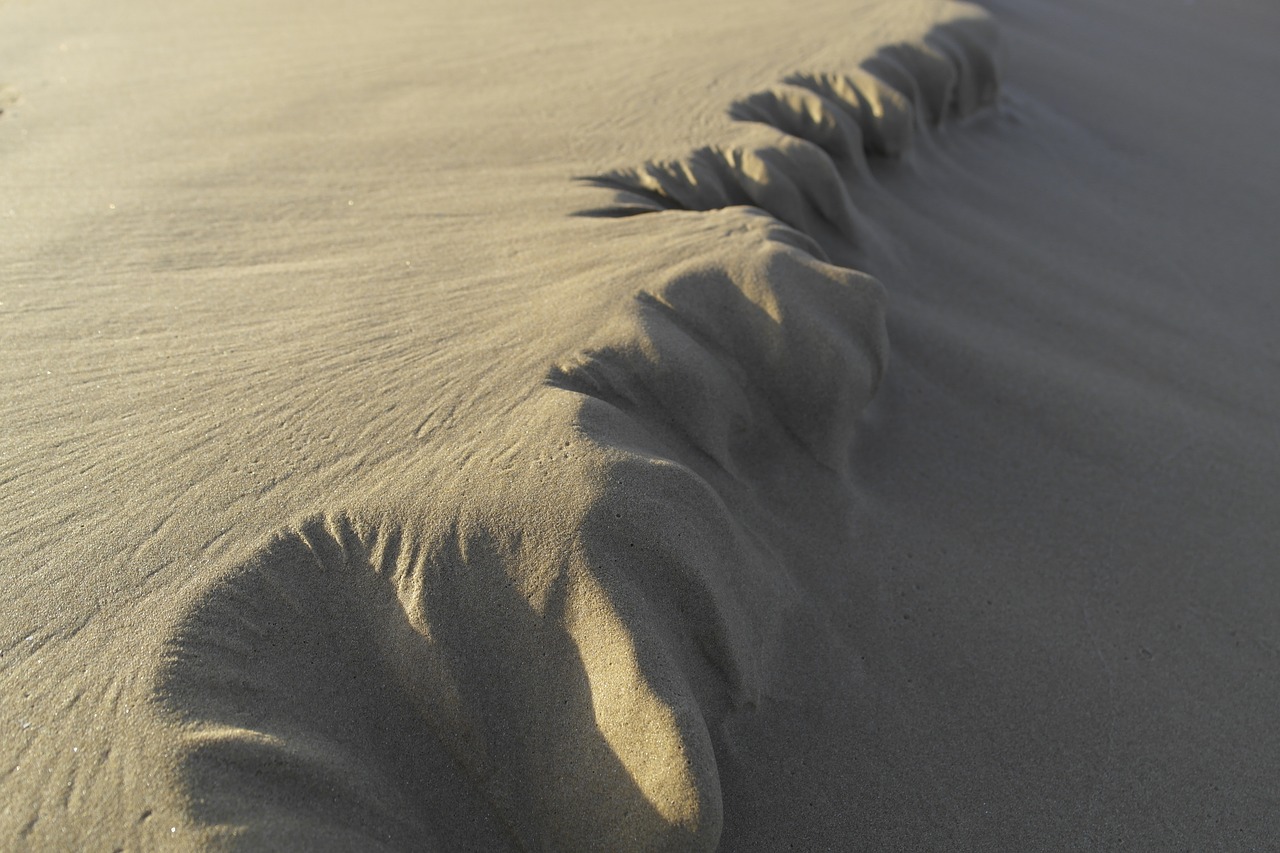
[3, 0, 1279, 848]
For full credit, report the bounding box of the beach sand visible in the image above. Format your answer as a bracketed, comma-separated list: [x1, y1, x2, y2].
[3, 0, 1279, 849]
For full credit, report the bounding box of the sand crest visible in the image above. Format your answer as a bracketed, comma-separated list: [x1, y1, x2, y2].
[3, 0, 1280, 849]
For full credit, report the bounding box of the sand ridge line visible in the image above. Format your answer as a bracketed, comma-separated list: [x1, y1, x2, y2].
[153, 7, 1003, 852]
[154, 220, 890, 853]
[580, 2, 1000, 247]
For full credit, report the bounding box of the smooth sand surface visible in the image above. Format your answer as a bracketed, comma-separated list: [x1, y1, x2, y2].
[3, 0, 1279, 849]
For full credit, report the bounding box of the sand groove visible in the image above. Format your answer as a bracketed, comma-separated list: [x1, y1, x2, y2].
[156, 7, 1000, 851]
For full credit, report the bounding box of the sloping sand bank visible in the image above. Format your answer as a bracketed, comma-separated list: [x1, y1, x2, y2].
[3, 0, 1279, 849]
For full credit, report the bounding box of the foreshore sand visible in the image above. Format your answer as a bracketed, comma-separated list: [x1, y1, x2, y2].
[3, 0, 1279, 849]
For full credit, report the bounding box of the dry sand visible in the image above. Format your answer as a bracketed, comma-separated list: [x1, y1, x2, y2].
[3, 0, 1279, 849]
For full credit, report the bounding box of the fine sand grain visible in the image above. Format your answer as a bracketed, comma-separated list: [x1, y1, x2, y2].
[3, 0, 1279, 849]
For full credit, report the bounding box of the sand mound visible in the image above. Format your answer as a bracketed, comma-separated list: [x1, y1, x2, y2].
[156, 9, 995, 851]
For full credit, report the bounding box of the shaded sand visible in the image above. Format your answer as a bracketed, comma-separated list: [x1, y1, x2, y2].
[3, 0, 1280, 849]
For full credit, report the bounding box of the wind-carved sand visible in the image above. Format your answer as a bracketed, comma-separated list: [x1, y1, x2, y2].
[584, 7, 998, 239]
[157, 6, 1001, 850]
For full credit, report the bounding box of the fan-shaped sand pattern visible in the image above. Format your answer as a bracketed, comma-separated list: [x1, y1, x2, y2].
[157, 7, 1000, 851]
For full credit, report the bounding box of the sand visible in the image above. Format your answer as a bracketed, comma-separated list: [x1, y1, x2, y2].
[3, 0, 1279, 849]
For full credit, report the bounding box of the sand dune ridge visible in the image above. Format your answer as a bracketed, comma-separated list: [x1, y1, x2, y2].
[156, 7, 1001, 851]
[586, 4, 1000, 240]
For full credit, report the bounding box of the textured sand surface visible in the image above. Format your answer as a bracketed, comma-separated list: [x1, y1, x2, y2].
[3, 0, 1279, 849]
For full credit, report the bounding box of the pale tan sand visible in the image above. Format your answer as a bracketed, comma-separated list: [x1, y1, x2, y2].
[3, 0, 1280, 849]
